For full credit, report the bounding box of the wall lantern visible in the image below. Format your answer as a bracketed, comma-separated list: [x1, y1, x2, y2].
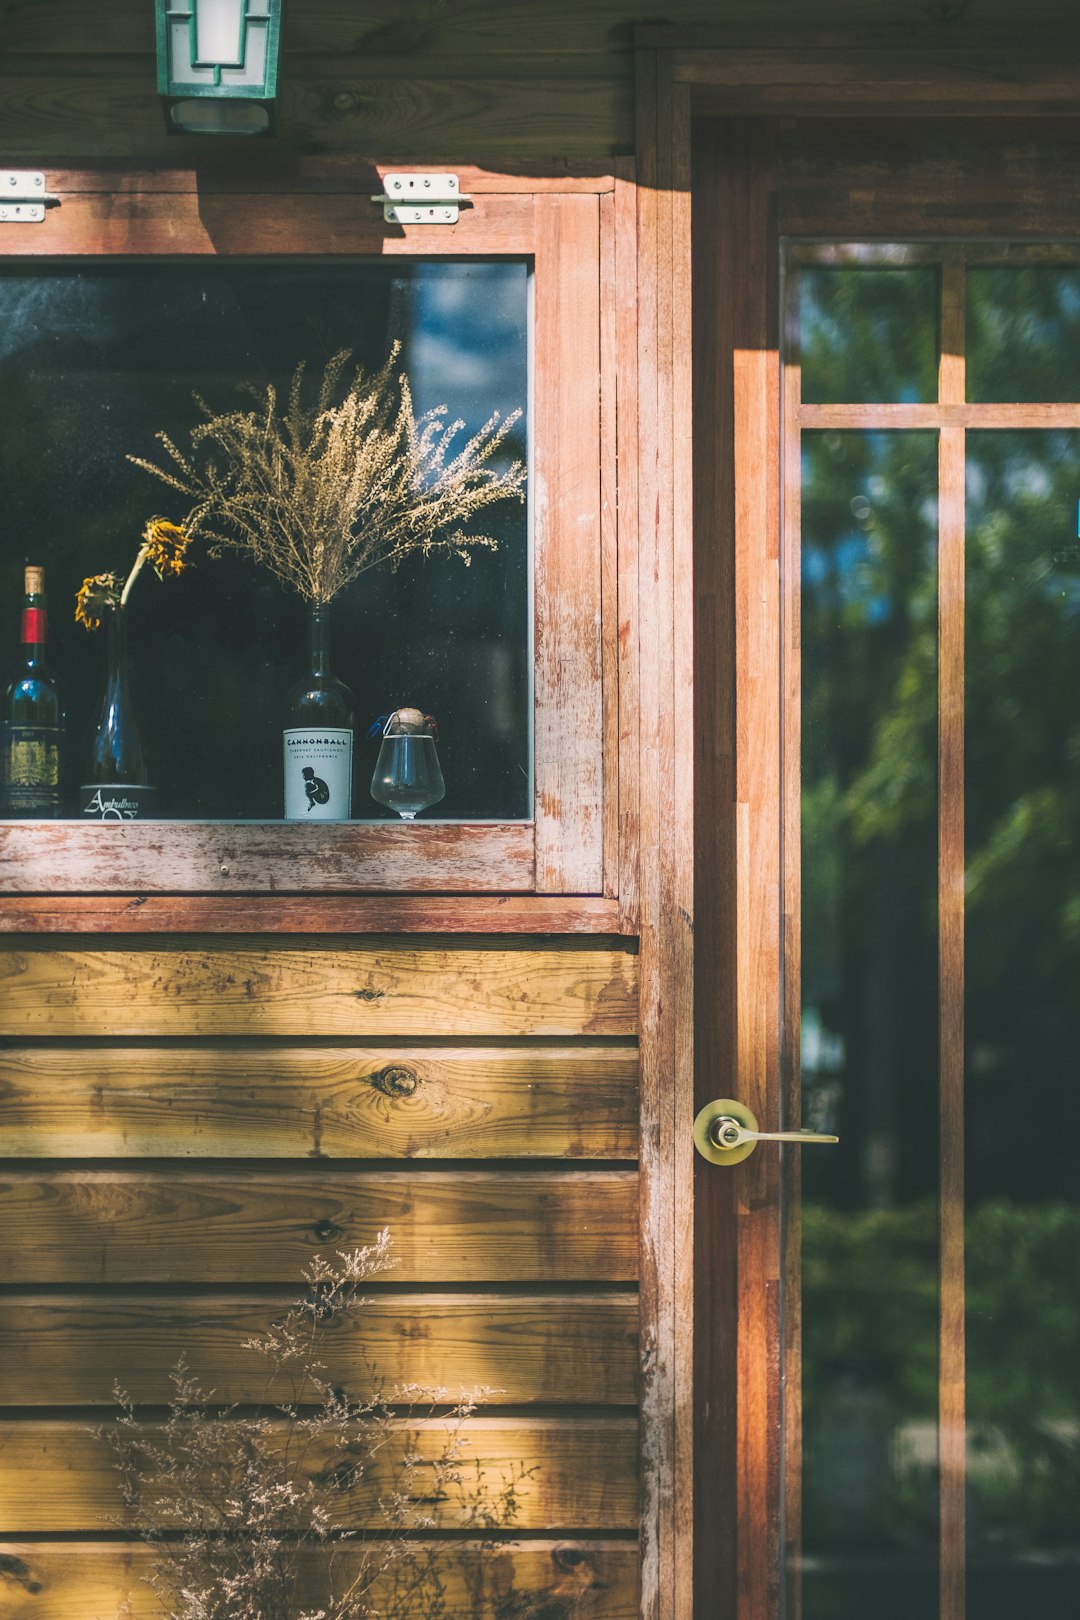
[155, 0, 282, 136]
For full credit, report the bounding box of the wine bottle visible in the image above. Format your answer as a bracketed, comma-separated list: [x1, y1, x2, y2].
[80, 601, 156, 820]
[1, 564, 65, 817]
[283, 605, 355, 820]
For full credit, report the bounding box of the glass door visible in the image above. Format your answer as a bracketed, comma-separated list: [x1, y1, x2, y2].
[784, 246, 1080, 1618]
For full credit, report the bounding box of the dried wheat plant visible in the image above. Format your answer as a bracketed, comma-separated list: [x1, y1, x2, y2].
[128, 347, 526, 606]
[98, 1236, 534, 1620]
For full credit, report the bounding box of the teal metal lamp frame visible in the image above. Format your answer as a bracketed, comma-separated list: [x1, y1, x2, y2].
[155, 0, 282, 134]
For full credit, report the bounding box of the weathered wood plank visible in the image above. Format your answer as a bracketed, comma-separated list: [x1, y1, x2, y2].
[533, 192, 604, 892]
[615, 164, 641, 933]
[0, 944, 638, 1038]
[0, 1170, 639, 1283]
[778, 119, 1080, 239]
[0, 1540, 640, 1620]
[0, 1292, 639, 1407]
[0, 821, 535, 891]
[0, 75, 630, 162]
[600, 184, 620, 901]
[0, 1045, 639, 1160]
[0, 1418, 639, 1532]
[690, 117, 742, 1620]
[5, 48, 626, 84]
[34, 160, 617, 195]
[676, 47, 1080, 114]
[0, 896, 624, 935]
[633, 50, 673, 1620]
[3, 0, 1070, 57]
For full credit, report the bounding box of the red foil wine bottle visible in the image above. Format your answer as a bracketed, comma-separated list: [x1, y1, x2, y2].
[1, 564, 65, 817]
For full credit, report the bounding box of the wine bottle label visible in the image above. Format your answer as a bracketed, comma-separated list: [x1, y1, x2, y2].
[79, 784, 158, 821]
[1, 725, 61, 813]
[283, 728, 353, 820]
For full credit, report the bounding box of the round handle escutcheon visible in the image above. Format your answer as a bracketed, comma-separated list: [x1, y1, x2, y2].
[693, 1098, 839, 1165]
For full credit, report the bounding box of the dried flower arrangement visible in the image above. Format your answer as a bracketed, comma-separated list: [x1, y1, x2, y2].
[74, 518, 193, 632]
[99, 1235, 533, 1620]
[128, 347, 526, 607]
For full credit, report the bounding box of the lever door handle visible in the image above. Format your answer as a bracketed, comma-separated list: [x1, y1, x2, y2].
[693, 1097, 838, 1165]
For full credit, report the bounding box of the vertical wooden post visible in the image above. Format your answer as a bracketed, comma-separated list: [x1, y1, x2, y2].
[689, 117, 782, 1620]
[634, 45, 697, 1620]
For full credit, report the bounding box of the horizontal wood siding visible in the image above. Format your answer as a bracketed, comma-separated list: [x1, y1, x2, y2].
[0, 1169, 638, 1283]
[0, 1, 1068, 161]
[0, 1293, 639, 1407]
[0, 936, 640, 1618]
[0, 941, 637, 1037]
[0, 1044, 639, 1158]
[0, 1418, 639, 1533]
[0, 1542, 640, 1620]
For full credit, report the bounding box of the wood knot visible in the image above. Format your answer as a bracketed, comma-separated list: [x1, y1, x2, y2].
[370, 1063, 419, 1098]
[0, 1555, 41, 1593]
[312, 1219, 340, 1242]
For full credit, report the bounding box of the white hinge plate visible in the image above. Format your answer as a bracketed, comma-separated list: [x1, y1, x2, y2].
[372, 173, 468, 225]
[0, 171, 47, 223]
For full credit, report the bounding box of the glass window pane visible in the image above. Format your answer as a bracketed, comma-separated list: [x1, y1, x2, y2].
[967, 266, 1080, 402]
[0, 262, 530, 820]
[799, 268, 939, 404]
[965, 430, 1080, 1612]
[800, 430, 940, 1618]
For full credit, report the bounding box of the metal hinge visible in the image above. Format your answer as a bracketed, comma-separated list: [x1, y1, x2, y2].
[371, 173, 469, 225]
[0, 171, 56, 223]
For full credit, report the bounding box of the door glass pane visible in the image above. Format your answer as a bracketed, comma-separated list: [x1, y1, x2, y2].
[800, 429, 940, 1618]
[968, 268, 1080, 402]
[0, 262, 530, 820]
[965, 429, 1080, 1612]
[799, 268, 939, 404]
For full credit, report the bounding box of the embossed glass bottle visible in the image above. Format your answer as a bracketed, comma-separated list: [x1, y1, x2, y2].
[81, 603, 155, 820]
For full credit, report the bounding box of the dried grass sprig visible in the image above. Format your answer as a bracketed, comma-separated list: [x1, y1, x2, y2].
[97, 1236, 537, 1620]
[128, 347, 526, 607]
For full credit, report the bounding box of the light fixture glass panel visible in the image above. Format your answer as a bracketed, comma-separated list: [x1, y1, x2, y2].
[221, 26, 266, 88]
[194, 0, 246, 67]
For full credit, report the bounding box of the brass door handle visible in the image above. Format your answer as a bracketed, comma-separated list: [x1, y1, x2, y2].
[693, 1097, 839, 1165]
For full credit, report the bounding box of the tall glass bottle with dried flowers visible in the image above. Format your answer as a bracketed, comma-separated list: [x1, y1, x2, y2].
[283, 603, 356, 819]
[75, 519, 192, 821]
[129, 346, 525, 821]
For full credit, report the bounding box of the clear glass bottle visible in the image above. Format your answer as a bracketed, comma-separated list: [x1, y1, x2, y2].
[370, 708, 445, 820]
[283, 605, 356, 820]
[1, 564, 65, 817]
[80, 603, 156, 820]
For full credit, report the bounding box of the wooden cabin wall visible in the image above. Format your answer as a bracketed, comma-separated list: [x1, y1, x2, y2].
[0, 6, 1061, 1620]
[0, 935, 640, 1618]
[1, 0, 1073, 166]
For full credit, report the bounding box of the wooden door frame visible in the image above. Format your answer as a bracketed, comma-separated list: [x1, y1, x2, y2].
[631, 38, 1080, 1620]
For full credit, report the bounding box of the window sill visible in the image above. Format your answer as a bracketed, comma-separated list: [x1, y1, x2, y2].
[0, 819, 536, 894]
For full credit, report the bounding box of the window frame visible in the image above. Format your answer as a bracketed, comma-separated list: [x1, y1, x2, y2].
[0, 162, 614, 896]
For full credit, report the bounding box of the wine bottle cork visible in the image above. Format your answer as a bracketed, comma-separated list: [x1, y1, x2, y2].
[24, 565, 45, 595]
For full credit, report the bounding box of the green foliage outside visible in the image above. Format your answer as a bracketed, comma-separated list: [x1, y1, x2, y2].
[804, 1201, 1080, 1552]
